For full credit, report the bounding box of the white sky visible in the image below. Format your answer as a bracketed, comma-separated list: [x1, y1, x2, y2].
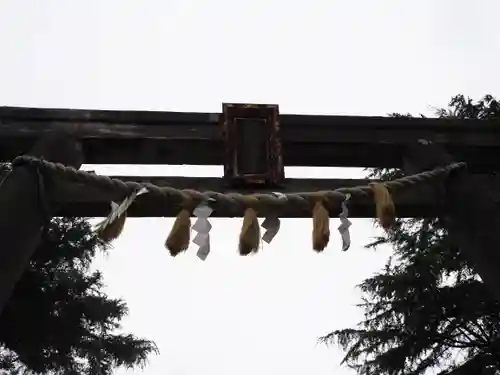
[1, 1, 499, 374]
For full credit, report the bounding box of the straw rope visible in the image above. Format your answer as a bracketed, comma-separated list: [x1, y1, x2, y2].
[11, 155, 466, 213]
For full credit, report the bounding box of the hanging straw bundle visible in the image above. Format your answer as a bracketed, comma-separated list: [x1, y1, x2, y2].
[370, 183, 396, 230]
[312, 197, 330, 252]
[239, 197, 261, 255]
[166, 208, 192, 256]
[98, 212, 127, 242]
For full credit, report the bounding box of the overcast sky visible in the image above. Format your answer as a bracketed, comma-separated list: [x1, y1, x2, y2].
[1, 1, 499, 374]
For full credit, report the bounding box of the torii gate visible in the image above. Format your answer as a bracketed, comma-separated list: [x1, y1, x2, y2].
[0, 103, 499, 314]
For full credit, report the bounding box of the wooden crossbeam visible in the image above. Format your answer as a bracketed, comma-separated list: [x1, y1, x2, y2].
[1, 106, 500, 170]
[50, 174, 500, 218]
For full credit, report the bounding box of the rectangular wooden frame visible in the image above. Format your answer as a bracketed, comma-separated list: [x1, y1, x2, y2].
[221, 103, 283, 187]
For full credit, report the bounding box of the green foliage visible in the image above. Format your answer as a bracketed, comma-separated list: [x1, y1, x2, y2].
[321, 95, 500, 374]
[0, 217, 158, 374]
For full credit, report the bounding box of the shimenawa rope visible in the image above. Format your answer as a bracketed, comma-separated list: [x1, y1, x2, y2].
[11, 155, 466, 212]
[9, 155, 466, 255]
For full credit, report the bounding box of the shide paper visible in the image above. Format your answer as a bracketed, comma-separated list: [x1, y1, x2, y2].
[261, 192, 286, 244]
[338, 194, 352, 251]
[192, 200, 214, 260]
[94, 187, 148, 235]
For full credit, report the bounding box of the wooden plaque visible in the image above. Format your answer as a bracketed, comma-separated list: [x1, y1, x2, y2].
[222, 103, 284, 187]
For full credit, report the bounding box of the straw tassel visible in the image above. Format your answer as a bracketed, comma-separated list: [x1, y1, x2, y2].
[98, 212, 127, 242]
[312, 199, 330, 252]
[239, 203, 261, 256]
[370, 183, 396, 230]
[166, 208, 192, 256]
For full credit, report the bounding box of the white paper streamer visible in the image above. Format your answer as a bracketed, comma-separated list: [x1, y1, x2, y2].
[94, 187, 148, 232]
[260, 192, 286, 244]
[195, 235, 211, 261]
[193, 232, 210, 246]
[192, 218, 212, 233]
[261, 216, 280, 244]
[338, 194, 352, 251]
[193, 204, 213, 219]
[192, 201, 213, 260]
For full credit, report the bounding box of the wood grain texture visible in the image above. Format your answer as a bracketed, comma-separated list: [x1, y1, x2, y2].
[1, 106, 500, 169]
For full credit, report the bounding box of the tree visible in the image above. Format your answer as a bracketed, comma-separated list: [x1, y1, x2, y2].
[321, 95, 500, 375]
[0, 204, 158, 374]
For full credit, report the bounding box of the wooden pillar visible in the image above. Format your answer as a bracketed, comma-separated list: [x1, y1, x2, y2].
[0, 132, 83, 315]
[404, 140, 500, 303]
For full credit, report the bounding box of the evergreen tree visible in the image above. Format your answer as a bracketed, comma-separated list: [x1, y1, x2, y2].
[0, 212, 158, 374]
[321, 95, 500, 374]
